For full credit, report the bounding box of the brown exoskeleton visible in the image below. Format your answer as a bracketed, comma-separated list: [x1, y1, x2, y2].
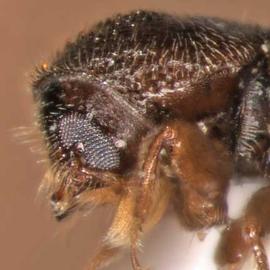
[32, 10, 270, 270]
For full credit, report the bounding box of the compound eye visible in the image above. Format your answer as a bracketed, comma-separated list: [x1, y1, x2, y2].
[58, 113, 120, 170]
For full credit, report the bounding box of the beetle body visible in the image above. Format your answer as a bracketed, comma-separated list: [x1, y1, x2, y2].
[33, 10, 270, 270]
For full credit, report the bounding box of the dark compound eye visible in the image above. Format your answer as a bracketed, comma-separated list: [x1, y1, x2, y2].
[58, 113, 120, 170]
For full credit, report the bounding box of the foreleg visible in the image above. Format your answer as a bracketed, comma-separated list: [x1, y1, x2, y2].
[86, 179, 172, 270]
[87, 128, 174, 270]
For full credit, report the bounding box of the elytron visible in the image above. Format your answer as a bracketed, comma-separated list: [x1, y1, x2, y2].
[32, 10, 270, 270]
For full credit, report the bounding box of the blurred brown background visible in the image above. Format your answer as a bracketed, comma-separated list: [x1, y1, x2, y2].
[2, 1, 270, 270]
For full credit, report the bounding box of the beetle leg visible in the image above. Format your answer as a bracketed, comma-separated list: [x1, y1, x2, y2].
[86, 187, 137, 270]
[86, 245, 121, 270]
[131, 120, 233, 265]
[86, 179, 172, 270]
[134, 126, 174, 223]
[129, 127, 174, 269]
[85, 127, 174, 270]
[169, 120, 232, 229]
[218, 186, 270, 270]
[87, 120, 232, 269]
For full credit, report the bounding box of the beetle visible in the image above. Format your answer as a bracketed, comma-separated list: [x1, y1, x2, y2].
[32, 10, 270, 270]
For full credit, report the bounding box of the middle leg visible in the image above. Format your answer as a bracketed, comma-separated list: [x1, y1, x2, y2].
[169, 120, 233, 229]
[217, 186, 270, 270]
